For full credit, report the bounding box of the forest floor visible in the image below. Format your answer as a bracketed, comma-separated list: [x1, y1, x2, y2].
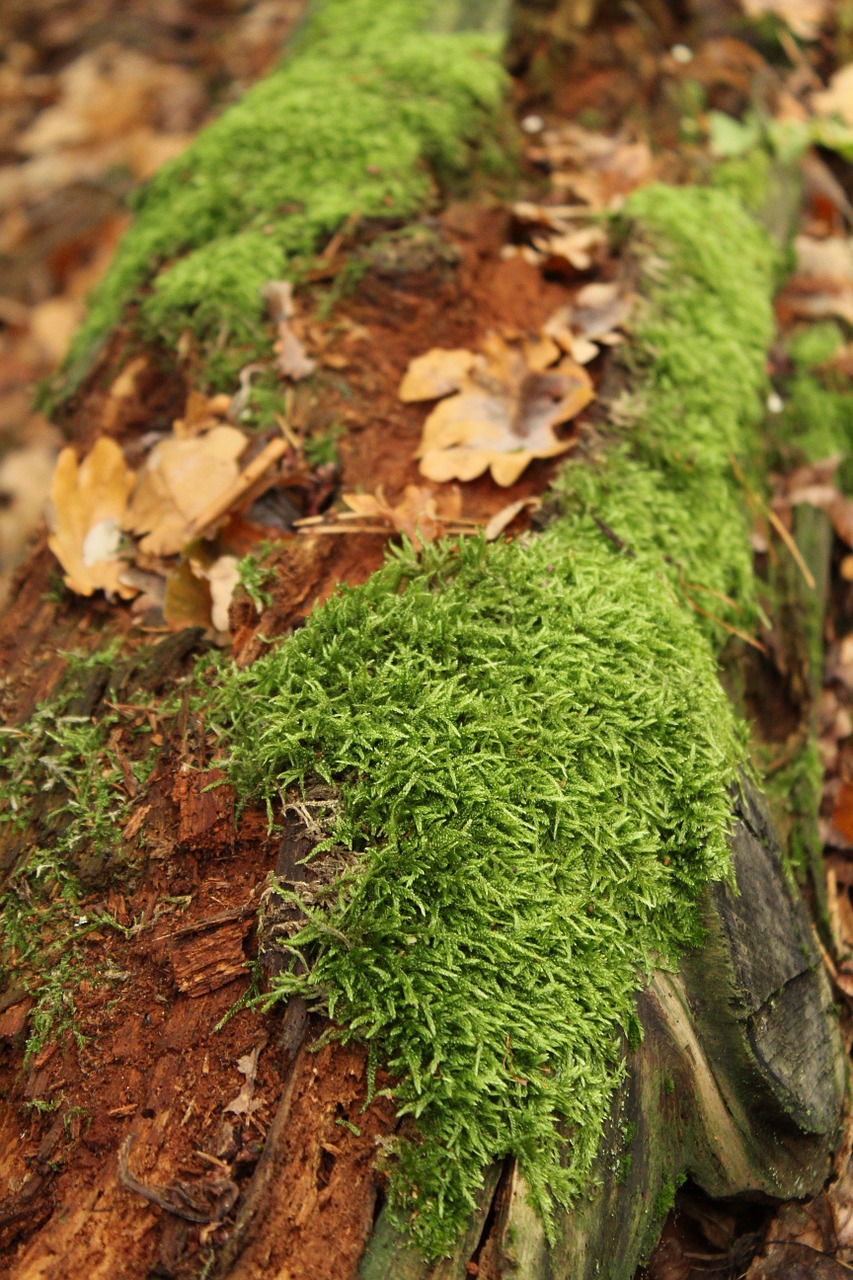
[5, 1, 853, 1278]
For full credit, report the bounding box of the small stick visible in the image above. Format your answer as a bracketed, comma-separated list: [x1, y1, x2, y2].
[118, 1136, 219, 1224]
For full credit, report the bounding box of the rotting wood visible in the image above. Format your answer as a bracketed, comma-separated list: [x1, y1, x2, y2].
[0, 4, 850, 1279]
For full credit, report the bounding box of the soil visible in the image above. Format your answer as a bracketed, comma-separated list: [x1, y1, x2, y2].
[2, 2, 853, 1279]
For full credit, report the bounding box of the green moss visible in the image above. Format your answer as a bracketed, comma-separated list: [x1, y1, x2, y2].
[774, 322, 853, 468]
[59, 0, 510, 393]
[652, 1171, 684, 1221]
[555, 185, 776, 647]
[206, 187, 777, 1256]
[712, 149, 773, 214]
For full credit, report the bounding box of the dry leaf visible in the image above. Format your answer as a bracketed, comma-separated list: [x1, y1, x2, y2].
[532, 225, 607, 273]
[162, 559, 213, 631]
[173, 388, 232, 439]
[483, 497, 538, 541]
[406, 332, 593, 487]
[528, 128, 653, 210]
[741, 0, 827, 40]
[399, 349, 475, 401]
[341, 485, 462, 550]
[783, 461, 853, 547]
[48, 438, 136, 598]
[124, 426, 248, 555]
[813, 63, 853, 128]
[572, 282, 633, 340]
[781, 235, 853, 326]
[207, 555, 241, 632]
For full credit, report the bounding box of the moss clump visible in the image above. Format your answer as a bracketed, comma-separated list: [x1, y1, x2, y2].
[556, 185, 776, 647]
[60, 0, 509, 392]
[775, 321, 853, 471]
[208, 187, 777, 1256]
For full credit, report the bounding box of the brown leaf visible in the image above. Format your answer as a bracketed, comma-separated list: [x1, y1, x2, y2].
[124, 426, 248, 556]
[780, 235, 853, 326]
[48, 438, 136, 598]
[408, 333, 593, 487]
[483, 497, 538, 542]
[173, 388, 232, 439]
[224, 1046, 265, 1117]
[399, 348, 476, 401]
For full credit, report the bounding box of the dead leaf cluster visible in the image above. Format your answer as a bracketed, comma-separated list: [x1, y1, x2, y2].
[47, 385, 290, 634]
[504, 205, 608, 277]
[401, 329, 595, 487]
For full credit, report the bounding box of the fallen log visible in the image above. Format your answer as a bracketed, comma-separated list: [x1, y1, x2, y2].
[0, 4, 849, 1279]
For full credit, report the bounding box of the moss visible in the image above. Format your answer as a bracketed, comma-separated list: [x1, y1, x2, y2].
[652, 1171, 685, 1221]
[58, 0, 510, 394]
[712, 148, 773, 213]
[774, 322, 853, 469]
[555, 185, 776, 648]
[207, 187, 777, 1256]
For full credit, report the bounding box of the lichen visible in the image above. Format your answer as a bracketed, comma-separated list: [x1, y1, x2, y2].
[207, 186, 777, 1256]
[58, 0, 510, 394]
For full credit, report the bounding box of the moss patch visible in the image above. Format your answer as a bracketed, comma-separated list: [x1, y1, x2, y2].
[207, 187, 777, 1256]
[59, 0, 509, 393]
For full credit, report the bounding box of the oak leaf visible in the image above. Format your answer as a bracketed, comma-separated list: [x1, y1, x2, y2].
[404, 333, 593, 487]
[48, 438, 136, 598]
[124, 425, 248, 556]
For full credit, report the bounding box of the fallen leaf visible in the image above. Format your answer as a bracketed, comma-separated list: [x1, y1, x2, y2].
[48, 438, 136, 598]
[341, 485, 463, 550]
[528, 127, 653, 210]
[483, 497, 539, 541]
[173, 388, 233, 439]
[163, 558, 213, 631]
[571, 282, 633, 340]
[399, 349, 476, 401]
[782, 461, 853, 547]
[813, 64, 853, 128]
[207, 555, 241, 632]
[740, 0, 827, 40]
[125, 426, 248, 555]
[780, 235, 853, 326]
[405, 332, 593, 487]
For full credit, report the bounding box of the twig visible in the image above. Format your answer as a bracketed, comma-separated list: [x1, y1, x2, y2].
[153, 898, 259, 942]
[118, 1136, 226, 1224]
[589, 510, 635, 557]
